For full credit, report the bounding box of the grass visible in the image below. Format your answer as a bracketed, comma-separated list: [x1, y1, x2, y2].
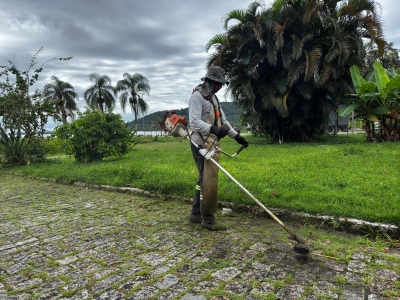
[3, 132, 399, 225]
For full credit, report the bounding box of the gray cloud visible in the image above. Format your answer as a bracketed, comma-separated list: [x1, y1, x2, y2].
[1, 0, 399, 125]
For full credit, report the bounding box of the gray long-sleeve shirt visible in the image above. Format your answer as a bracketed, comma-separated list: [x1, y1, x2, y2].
[188, 91, 237, 145]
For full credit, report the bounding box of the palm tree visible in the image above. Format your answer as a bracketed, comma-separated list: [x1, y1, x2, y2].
[43, 75, 79, 123]
[207, 0, 384, 142]
[116, 72, 150, 130]
[366, 41, 400, 71]
[83, 73, 117, 113]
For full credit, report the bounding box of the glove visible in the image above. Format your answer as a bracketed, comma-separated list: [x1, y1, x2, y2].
[235, 134, 249, 147]
[210, 125, 229, 139]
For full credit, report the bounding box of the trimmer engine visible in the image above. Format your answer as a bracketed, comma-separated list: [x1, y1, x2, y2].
[165, 114, 189, 138]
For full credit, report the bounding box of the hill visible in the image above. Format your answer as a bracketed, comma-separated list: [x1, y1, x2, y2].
[127, 102, 244, 131]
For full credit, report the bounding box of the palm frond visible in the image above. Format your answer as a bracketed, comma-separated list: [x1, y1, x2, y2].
[223, 9, 246, 30]
[287, 61, 306, 87]
[273, 21, 285, 49]
[295, 82, 313, 100]
[273, 92, 290, 117]
[315, 62, 335, 87]
[304, 47, 322, 81]
[266, 42, 278, 66]
[258, 83, 276, 110]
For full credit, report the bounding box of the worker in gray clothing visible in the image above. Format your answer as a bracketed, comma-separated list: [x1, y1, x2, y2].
[188, 66, 248, 231]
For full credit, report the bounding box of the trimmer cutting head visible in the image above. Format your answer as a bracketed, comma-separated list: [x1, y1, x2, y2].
[290, 234, 310, 255]
[293, 243, 310, 255]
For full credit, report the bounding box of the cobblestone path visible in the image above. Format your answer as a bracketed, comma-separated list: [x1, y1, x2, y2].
[1, 173, 399, 299]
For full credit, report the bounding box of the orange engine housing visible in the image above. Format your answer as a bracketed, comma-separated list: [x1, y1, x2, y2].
[168, 114, 188, 126]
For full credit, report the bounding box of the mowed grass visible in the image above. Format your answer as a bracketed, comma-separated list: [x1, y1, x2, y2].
[5, 132, 400, 225]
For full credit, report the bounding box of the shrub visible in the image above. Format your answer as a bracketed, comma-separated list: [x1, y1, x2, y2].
[43, 136, 64, 154]
[54, 110, 135, 162]
[0, 127, 28, 167]
[26, 137, 48, 164]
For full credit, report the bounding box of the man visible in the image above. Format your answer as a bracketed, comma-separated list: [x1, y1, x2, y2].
[188, 66, 248, 231]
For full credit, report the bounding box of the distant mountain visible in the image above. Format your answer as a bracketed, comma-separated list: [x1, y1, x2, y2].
[128, 102, 244, 130]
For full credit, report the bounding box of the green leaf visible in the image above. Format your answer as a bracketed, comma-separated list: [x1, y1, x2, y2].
[385, 76, 400, 93]
[359, 82, 376, 94]
[370, 106, 391, 115]
[373, 62, 389, 98]
[366, 114, 380, 122]
[350, 65, 366, 94]
[337, 103, 359, 117]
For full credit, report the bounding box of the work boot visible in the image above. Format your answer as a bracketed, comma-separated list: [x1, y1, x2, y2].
[189, 212, 202, 223]
[201, 214, 227, 231]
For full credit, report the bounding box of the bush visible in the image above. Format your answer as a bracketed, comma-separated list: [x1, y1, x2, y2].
[26, 137, 48, 164]
[0, 127, 28, 167]
[55, 110, 135, 162]
[43, 136, 64, 154]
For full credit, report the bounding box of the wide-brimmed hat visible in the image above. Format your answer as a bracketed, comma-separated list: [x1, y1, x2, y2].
[201, 66, 228, 84]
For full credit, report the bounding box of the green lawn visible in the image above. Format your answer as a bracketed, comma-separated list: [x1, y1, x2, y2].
[4, 132, 400, 225]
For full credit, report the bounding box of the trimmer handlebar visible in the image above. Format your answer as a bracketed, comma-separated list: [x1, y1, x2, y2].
[235, 144, 248, 155]
[215, 143, 248, 158]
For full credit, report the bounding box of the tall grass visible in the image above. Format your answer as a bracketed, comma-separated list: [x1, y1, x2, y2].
[5, 133, 400, 225]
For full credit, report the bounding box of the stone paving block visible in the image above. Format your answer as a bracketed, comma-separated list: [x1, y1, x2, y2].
[157, 282, 188, 300]
[249, 242, 270, 252]
[63, 279, 89, 293]
[98, 289, 124, 300]
[191, 280, 219, 294]
[312, 281, 339, 299]
[240, 269, 269, 281]
[34, 290, 62, 300]
[374, 268, 399, 282]
[93, 269, 114, 279]
[186, 269, 208, 282]
[150, 265, 170, 276]
[342, 285, 365, 300]
[251, 260, 271, 271]
[352, 252, 372, 262]
[5, 262, 29, 275]
[15, 238, 38, 247]
[192, 255, 209, 265]
[0, 244, 17, 252]
[250, 282, 274, 295]
[324, 259, 345, 272]
[224, 280, 252, 295]
[58, 289, 91, 299]
[153, 274, 179, 289]
[56, 255, 79, 266]
[13, 277, 43, 290]
[0, 246, 17, 256]
[347, 259, 367, 273]
[212, 267, 241, 281]
[181, 293, 207, 300]
[33, 278, 64, 293]
[127, 285, 158, 299]
[139, 252, 167, 266]
[369, 280, 394, 295]
[276, 284, 304, 299]
[119, 276, 148, 291]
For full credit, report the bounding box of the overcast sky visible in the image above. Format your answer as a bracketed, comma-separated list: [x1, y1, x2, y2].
[1, 0, 399, 125]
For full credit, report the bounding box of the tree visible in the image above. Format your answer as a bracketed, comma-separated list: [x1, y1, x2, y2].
[206, 0, 384, 142]
[339, 62, 400, 141]
[116, 72, 150, 130]
[0, 48, 71, 166]
[43, 75, 79, 123]
[366, 41, 400, 72]
[83, 73, 117, 113]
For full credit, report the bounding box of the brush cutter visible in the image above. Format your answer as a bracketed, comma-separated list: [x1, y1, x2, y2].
[165, 114, 310, 255]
